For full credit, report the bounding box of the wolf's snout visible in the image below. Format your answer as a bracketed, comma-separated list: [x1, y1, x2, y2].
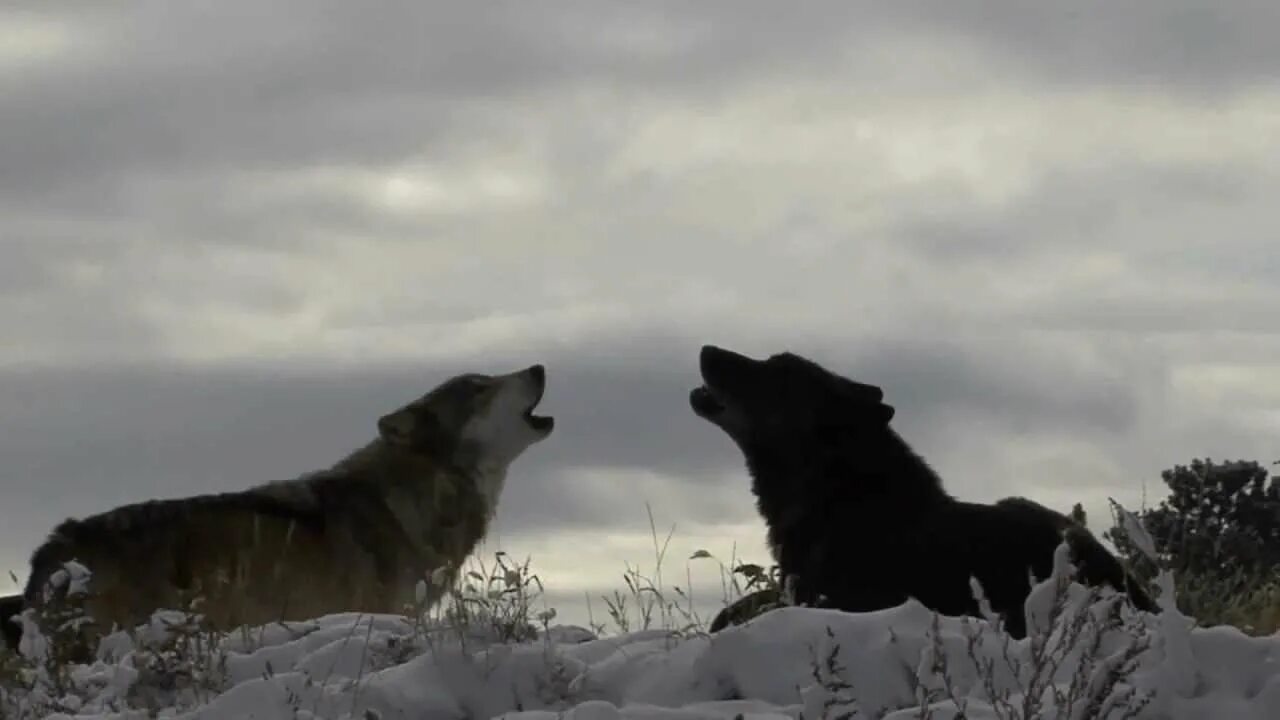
[693, 346, 737, 419]
[699, 345, 721, 366]
[525, 364, 546, 386]
[699, 345, 723, 378]
[700, 345, 753, 381]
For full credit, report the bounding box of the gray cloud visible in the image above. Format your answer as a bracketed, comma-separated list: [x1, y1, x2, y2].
[891, 1, 1280, 90]
[2, 1, 1278, 605]
[2, 1, 848, 212]
[8, 1, 1280, 212]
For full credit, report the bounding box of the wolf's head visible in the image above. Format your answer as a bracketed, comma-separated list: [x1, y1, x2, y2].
[690, 344, 894, 453]
[378, 364, 554, 469]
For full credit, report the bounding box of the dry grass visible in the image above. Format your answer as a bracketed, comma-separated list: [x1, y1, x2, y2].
[1168, 567, 1280, 636]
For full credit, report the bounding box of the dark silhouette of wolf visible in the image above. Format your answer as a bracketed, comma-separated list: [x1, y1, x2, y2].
[690, 344, 1156, 637]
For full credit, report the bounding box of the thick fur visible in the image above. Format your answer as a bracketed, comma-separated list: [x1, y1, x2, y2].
[14, 365, 554, 649]
[691, 345, 1155, 638]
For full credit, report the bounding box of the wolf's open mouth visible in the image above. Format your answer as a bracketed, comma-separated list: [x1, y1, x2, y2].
[522, 399, 554, 432]
[523, 408, 554, 431]
[689, 385, 724, 416]
[521, 366, 554, 432]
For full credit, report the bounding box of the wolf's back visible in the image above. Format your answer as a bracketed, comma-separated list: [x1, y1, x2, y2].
[20, 488, 353, 632]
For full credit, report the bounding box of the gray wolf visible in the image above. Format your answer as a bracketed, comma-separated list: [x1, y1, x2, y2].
[14, 364, 554, 648]
[690, 345, 1155, 637]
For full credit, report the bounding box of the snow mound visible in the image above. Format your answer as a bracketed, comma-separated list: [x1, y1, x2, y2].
[4, 533, 1279, 719]
[4, 591, 1280, 720]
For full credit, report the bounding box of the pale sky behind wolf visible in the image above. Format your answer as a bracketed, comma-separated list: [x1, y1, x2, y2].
[1, 1, 1278, 624]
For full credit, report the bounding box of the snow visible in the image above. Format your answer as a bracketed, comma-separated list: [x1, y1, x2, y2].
[5, 579, 1280, 719]
[4, 522, 1280, 719]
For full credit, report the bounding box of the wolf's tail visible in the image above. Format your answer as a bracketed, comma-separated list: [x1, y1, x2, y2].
[22, 520, 83, 606]
[1063, 525, 1159, 613]
[0, 593, 21, 651]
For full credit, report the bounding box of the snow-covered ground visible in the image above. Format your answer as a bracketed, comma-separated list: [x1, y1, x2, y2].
[4, 543, 1280, 720]
[4, 513, 1278, 719]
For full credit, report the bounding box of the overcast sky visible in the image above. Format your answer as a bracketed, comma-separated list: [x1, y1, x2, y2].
[2, 1, 1277, 626]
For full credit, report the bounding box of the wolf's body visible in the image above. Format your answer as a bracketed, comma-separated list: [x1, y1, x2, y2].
[11, 365, 554, 647]
[690, 345, 1155, 637]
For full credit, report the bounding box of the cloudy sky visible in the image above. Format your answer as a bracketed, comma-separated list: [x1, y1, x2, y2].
[2, 1, 1277, 626]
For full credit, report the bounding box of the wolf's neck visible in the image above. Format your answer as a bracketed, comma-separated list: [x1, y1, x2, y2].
[331, 439, 392, 475]
[748, 428, 952, 523]
[334, 439, 509, 520]
[472, 464, 508, 520]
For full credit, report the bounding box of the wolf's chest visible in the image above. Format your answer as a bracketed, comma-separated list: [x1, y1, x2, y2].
[384, 466, 506, 540]
[472, 467, 507, 519]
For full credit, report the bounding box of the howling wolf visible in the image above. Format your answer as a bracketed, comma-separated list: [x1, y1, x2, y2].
[690, 345, 1155, 637]
[8, 364, 554, 650]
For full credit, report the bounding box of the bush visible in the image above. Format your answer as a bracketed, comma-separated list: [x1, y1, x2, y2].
[1106, 458, 1280, 634]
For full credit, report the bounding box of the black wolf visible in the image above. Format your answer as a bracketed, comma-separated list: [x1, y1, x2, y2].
[691, 345, 1155, 637]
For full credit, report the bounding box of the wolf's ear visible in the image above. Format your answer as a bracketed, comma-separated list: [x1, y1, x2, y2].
[377, 408, 417, 445]
[379, 407, 447, 452]
[879, 402, 896, 424]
